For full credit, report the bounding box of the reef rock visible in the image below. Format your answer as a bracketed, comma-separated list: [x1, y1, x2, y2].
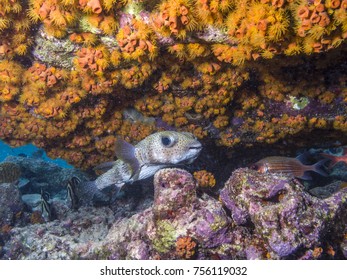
[220, 168, 347, 259]
[5, 156, 88, 195]
[1, 168, 346, 259]
[2, 206, 115, 260]
[0, 182, 25, 229]
[32, 26, 79, 69]
[90, 168, 240, 259]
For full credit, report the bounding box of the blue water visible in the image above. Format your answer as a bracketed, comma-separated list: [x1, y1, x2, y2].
[0, 140, 73, 168]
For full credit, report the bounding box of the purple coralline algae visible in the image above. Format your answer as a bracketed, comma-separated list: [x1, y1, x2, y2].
[1, 168, 346, 259]
[220, 168, 347, 259]
[96, 168, 235, 259]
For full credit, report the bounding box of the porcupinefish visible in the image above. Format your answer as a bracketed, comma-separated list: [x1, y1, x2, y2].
[251, 155, 327, 180]
[77, 131, 202, 205]
[0, 162, 21, 183]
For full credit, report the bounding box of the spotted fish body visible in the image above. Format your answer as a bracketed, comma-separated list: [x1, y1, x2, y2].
[78, 131, 202, 204]
[0, 162, 21, 184]
[252, 156, 327, 180]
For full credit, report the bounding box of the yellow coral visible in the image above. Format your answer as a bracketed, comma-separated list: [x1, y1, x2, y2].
[155, 0, 200, 39]
[195, 0, 233, 26]
[0, 60, 23, 101]
[99, 15, 118, 35]
[117, 18, 158, 61]
[0, 0, 345, 170]
[193, 170, 216, 188]
[0, 18, 10, 31]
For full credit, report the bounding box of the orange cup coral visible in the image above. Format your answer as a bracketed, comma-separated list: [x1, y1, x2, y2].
[176, 236, 197, 259]
[87, 0, 103, 14]
[194, 170, 216, 188]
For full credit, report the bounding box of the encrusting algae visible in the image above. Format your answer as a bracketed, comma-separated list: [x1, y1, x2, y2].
[0, 162, 21, 183]
[0, 0, 346, 168]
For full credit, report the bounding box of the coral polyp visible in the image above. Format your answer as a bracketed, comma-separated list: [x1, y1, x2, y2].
[28, 0, 79, 37]
[0, 60, 23, 102]
[153, 0, 200, 39]
[116, 17, 158, 61]
[193, 170, 216, 188]
[175, 236, 197, 259]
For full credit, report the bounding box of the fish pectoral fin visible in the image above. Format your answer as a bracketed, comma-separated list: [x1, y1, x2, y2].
[128, 164, 144, 182]
[128, 162, 165, 182]
[115, 137, 136, 161]
[94, 161, 117, 173]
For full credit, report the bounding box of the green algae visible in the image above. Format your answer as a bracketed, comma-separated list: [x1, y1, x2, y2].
[152, 220, 176, 254]
[288, 95, 310, 110]
[210, 214, 228, 232]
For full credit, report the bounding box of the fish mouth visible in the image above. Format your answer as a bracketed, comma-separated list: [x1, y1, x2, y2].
[189, 144, 202, 151]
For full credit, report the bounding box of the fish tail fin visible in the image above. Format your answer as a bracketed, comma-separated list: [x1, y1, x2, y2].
[311, 159, 329, 177]
[76, 180, 111, 206]
[320, 153, 338, 168]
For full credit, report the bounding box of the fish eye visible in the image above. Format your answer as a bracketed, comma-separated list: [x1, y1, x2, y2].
[161, 136, 172, 147]
[250, 164, 257, 170]
[42, 192, 50, 201]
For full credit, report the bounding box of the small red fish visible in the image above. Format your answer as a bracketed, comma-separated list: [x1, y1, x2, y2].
[320, 147, 347, 168]
[252, 156, 327, 180]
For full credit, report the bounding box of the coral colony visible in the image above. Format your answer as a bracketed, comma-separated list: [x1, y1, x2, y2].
[1, 0, 346, 168]
[0, 0, 347, 259]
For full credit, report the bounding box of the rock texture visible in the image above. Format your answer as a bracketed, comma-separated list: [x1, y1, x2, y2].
[2, 168, 346, 260]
